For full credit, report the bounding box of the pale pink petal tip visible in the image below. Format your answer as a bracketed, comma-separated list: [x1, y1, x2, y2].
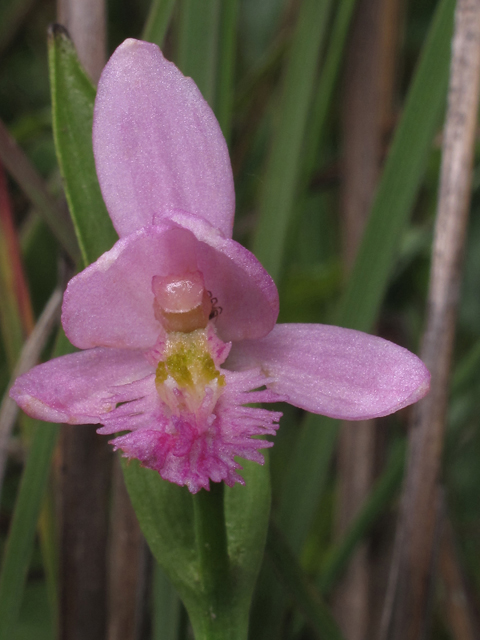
[227, 323, 431, 421]
[9, 348, 154, 424]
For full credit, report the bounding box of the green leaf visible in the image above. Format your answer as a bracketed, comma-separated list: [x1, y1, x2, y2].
[252, 0, 333, 282]
[317, 441, 405, 595]
[123, 458, 272, 640]
[224, 458, 272, 619]
[13, 582, 53, 640]
[152, 564, 182, 640]
[48, 24, 117, 267]
[142, 0, 177, 47]
[302, 0, 358, 179]
[177, 0, 221, 106]
[0, 424, 58, 640]
[215, 0, 239, 142]
[266, 522, 345, 640]
[121, 460, 198, 599]
[278, 0, 455, 553]
[0, 330, 74, 640]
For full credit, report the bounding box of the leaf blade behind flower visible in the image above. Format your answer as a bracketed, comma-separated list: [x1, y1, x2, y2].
[0, 329, 74, 640]
[177, 0, 221, 107]
[252, 0, 333, 282]
[121, 459, 198, 592]
[142, 0, 177, 47]
[48, 24, 117, 267]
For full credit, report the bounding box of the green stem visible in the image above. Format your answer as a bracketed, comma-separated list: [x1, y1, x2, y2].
[190, 483, 247, 640]
[193, 482, 230, 594]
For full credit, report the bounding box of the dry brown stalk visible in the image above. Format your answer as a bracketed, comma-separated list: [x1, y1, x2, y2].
[55, 5, 146, 638]
[336, 1, 400, 638]
[58, 424, 111, 640]
[439, 516, 479, 640]
[107, 459, 147, 640]
[0, 119, 78, 261]
[55, 3, 111, 639]
[56, 0, 106, 85]
[379, 2, 480, 638]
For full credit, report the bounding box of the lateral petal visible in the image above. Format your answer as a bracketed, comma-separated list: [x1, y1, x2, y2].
[227, 324, 430, 420]
[9, 348, 154, 424]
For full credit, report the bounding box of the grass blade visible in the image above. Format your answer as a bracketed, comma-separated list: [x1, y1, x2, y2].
[0, 161, 33, 370]
[177, 0, 221, 106]
[318, 442, 405, 595]
[48, 24, 117, 267]
[142, 0, 177, 47]
[252, 0, 333, 281]
[266, 521, 345, 640]
[0, 328, 75, 640]
[0, 288, 62, 499]
[0, 422, 59, 640]
[215, 0, 239, 142]
[303, 0, 358, 178]
[382, 0, 480, 634]
[277, 414, 337, 553]
[0, 119, 79, 262]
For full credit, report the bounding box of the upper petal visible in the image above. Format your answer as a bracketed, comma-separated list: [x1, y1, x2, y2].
[10, 348, 154, 424]
[227, 324, 430, 421]
[164, 211, 279, 342]
[62, 220, 279, 350]
[93, 39, 235, 238]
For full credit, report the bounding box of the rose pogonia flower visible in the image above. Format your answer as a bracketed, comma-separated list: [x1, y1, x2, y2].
[10, 39, 430, 493]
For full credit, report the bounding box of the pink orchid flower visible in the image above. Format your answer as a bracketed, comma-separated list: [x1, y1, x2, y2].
[10, 40, 430, 493]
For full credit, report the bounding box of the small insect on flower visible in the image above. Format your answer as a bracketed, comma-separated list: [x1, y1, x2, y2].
[10, 39, 430, 493]
[207, 292, 222, 321]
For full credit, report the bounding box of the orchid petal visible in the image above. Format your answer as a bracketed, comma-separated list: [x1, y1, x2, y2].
[227, 324, 430, 421]
[62, 222, 278, 350]
[93, 39, 235, 238]
[62, 223, 194, 350]
[10, 348, 154, 424]
[164, 211, 279, 341]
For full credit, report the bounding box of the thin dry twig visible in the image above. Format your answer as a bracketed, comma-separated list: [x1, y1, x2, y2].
[58, 423, 112, 640]
[107, 458, 147, 640]
[0, 286, 63, 499]
[0, 119, 78, 260]
[55, 4, 147, 639]
[335, 1, 400, 638]
[380, 2, 480, 638]
[439, 515, 479, 640]
[54, 3, 112, 638]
